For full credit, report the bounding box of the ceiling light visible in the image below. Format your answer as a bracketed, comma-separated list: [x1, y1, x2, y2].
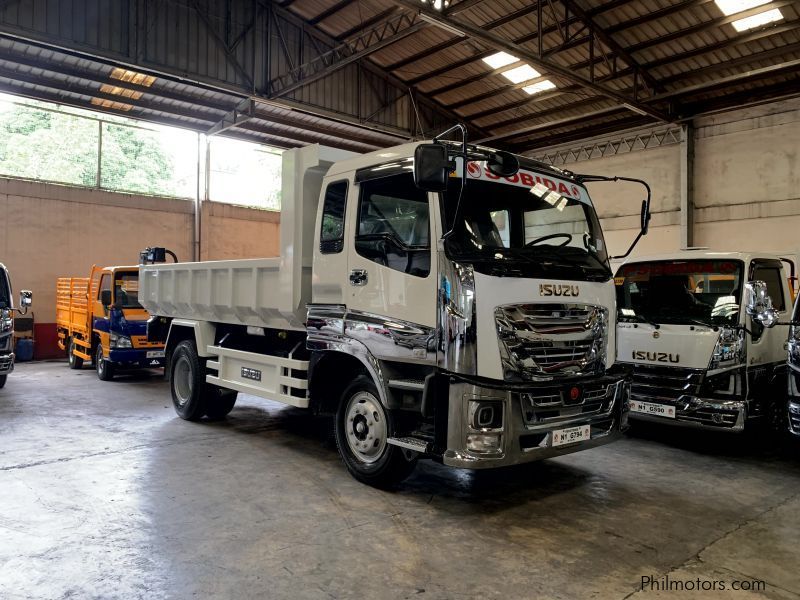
[110, 67, 156, 87]
[714, 0, 770, 16]
[502, 64, 541, 84]
[99, 84, 143, 100]
[523, 80, 557, 95]
[482, 52, 519, 70]
[91, 97, 133, 112]
[420, 0, 449, 9]
[732, 8, 783, 31]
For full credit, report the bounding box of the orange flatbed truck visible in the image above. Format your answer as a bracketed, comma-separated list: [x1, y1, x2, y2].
[56, 265, 165, 380]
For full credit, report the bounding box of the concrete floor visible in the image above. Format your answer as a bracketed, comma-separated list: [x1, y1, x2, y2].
[1, 362, 799, 600]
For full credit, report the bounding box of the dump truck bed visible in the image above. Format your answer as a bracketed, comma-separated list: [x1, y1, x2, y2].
[139, 144, 356, 332]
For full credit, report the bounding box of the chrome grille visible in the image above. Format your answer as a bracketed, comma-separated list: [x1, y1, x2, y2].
[789, 395, 800, 434]
[630, 364, 739, 429]
[520, 383, 615, 426]
[495, 303, 607, 381]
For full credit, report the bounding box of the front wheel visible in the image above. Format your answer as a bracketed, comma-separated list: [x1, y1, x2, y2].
[0, 374, 6, 389]
[96, 345, 115, 381]
[334, 375, 416, 488]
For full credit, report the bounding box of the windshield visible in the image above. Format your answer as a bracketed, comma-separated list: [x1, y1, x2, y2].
[615, 260, 743, 326]
[0, 269, 9, 309]
[441, 164, 610, 281]
[114, 272, 142, 309]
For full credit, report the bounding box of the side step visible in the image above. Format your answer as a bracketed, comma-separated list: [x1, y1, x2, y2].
[387, 379, 425, 392]
[388, 436, 431, 454]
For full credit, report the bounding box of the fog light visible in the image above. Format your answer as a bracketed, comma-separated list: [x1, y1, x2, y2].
[468, 400, 503, 430]
[466, 433, 502, 454]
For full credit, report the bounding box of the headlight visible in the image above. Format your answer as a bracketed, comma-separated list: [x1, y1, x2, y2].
[110, 333, 132, 349]
[789, 325, 800, 362]
[0, 309, 11, 333]
[708, 326, 744, 373]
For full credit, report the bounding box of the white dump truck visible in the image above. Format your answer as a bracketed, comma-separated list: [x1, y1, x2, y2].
[141, 128, 652, 486]
[0, 262, 32, 389]
[615, 251, 794, 432]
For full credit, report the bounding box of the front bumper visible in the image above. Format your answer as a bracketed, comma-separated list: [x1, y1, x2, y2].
[441, 373, 628, 469]
[629, 397, 746, 432]
[108, 348, 165, 369]
[0, 352, 13, 375]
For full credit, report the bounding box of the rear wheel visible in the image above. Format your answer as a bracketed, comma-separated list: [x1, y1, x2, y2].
[334, 375, 416, 488]
[96, 345, 115, 381]
[68, 338, 83, 370]
[169, 340, 209, 421]
[0, 374, 6, 389]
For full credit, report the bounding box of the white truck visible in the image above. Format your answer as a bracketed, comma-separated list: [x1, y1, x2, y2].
[0, 262, 32, 389]
[141, 129, 652, 486]
[615, 251, 793, 432]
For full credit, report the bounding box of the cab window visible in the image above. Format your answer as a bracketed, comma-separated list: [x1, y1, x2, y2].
[114, 273, 142, 309]
[98, 274, 111, 300]
[752, 264, 786, 311]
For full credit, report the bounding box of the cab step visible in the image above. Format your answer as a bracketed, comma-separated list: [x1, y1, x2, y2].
[387, 436, 431, 453]
[387, 379, 425, 392]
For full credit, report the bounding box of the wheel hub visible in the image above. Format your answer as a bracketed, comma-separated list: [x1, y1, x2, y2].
[344, 391, 387, 464]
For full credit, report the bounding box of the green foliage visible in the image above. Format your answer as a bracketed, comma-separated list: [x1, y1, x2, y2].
[100, 123, 176, 196]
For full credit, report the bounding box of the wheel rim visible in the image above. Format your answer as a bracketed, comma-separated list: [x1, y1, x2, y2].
[69, 341, 75, 366]
[344, 391, 387, 464]
[173, 356, 193, 407]
[97, 347, 104, 375]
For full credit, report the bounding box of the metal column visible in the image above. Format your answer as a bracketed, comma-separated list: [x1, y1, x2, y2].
[680, 123, 695, 249]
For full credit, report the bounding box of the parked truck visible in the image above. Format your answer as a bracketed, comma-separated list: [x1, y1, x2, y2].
[56, 265, 165, 380]
[787, 293, 800, 436]
[615, 251, 793, 432]
[0, 263, 32, 389]
[142, 129, 653, 486]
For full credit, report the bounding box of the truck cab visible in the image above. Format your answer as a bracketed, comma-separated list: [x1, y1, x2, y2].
[57, 265, 165, 380]
[615, 251, 791, 432]
[0, 262, 32, 389]
[787, 294, 800, 436]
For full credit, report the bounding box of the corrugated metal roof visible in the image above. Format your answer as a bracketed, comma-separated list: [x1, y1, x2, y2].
[0, 0, 797, 152]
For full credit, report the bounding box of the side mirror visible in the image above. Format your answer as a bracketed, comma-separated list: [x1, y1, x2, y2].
[19, 290, 32, 308]
[640, 199, 650, 236]
[486, 151, 519, 178]
[745, 280, 779, 328]
[100, 289, 112, 307]
[414, 143, 453, 192]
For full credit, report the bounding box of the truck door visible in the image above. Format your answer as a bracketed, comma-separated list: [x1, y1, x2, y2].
[747, 259, 788, 369]
[346, 171, 436, 330]
[93, 272, 112, 349]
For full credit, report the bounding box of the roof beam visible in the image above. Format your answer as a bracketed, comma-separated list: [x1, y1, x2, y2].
[445, 0, 489, 17]
[510, 115, 655, 152]
[393, 0, 672, 122]
[308, 0, 358, 26]
[336, 7, 400, 40]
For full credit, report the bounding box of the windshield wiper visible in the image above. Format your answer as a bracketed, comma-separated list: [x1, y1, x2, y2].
[684, 318, 720, 331]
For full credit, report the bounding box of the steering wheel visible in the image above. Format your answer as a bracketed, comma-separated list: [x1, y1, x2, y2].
[525, 233, 573, 247]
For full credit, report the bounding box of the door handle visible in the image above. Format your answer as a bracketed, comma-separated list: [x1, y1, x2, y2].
[349, 269, 368, 286]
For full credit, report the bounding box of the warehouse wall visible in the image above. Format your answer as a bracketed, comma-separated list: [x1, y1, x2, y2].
[0, 177, 280, 358]
[548, 98, 800, 263]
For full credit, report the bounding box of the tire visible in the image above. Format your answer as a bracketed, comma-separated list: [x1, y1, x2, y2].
[334, 375, 416, 488]
[204, 388, 238, 420]
[96, 344, 115, 381]
[169, 340, 209, 421]
[68, 338, 83, 370]
[0, 374, 6, 389]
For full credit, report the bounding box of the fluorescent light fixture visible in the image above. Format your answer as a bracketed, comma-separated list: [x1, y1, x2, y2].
[714, 0, 770, 16]
[482, 52, 519, 70]
[90, 97, 133, 112]
[502, 64, 541, 84]
[110, 67, 156, 87]
[732, 8, 783, 31]
[523, 80, 557, 95]
[99, 84, 143, 100]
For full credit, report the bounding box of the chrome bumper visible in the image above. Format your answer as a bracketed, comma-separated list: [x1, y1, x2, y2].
[442, 375, 628, 469]
[0, 352, 13, 375]
[629, 396, 746, 432]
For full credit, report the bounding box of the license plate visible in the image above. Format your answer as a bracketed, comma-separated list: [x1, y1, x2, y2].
[630, 400, 676, 418]
[551, 425, 591, 447]
[146, 350, 165, 359]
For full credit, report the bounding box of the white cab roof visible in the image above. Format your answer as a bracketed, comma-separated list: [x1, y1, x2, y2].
[619, 250, 787, 267]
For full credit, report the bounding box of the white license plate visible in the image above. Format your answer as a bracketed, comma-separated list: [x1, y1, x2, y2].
[146, 350, 165, 359]
[630, 400, 676, 418]
[551, 425, 591, 447]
